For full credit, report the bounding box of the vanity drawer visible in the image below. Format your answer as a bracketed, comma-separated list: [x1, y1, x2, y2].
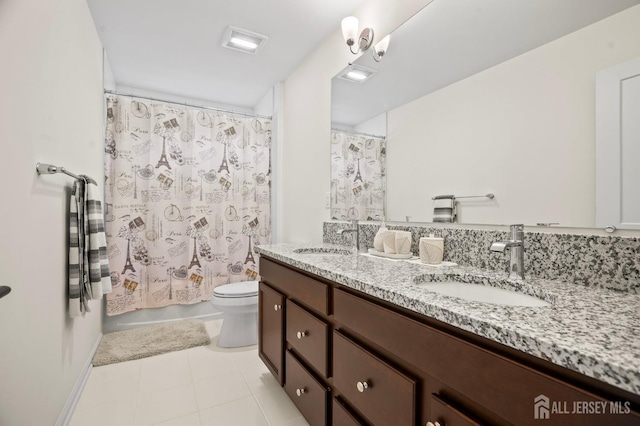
[333, 398, 366, 426]
[334, 288, 640, 425]
[333, 330, 416, 426]
[286, 300, 329, 378]
[429, 393, 482, 426]
[284, 351, 328, 426]
[260, 257, 329, 315]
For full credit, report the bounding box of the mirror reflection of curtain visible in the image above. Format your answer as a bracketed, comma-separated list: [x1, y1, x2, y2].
[104, 96, 271, 316]
[330, 131, 385, 221]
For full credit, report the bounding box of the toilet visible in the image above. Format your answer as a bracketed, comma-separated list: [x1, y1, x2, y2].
[210, 281, 259, 348]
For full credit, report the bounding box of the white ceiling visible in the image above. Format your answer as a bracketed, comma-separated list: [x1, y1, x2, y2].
[86, 0, 366, 108]
[332, 0, 640, 127]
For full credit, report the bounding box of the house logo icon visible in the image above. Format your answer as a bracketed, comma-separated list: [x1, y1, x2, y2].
[534, 394, 550, 420]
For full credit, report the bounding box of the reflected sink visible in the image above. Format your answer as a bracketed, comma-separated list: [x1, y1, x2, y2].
[414, 275, 552, 307]
[293, 247, 353, 255]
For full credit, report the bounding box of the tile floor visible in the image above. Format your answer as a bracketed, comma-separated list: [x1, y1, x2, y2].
[70, 319, 309, 426]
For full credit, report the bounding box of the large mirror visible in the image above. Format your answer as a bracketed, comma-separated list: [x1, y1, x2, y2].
[331, 0, 640, 229]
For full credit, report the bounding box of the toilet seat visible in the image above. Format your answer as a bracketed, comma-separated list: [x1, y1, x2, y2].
[213, 281, 259, 298]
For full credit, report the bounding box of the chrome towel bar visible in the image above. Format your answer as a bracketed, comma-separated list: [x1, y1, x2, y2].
[36, 162, 81, 180]
[432, 193, 494, 200]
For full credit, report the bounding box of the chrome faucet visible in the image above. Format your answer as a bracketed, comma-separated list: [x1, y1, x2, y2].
[337, 220, 359, 252]
[490, 224, 525, 280]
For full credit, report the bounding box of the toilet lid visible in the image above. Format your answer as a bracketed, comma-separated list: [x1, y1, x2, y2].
[214, 281, 259, 298]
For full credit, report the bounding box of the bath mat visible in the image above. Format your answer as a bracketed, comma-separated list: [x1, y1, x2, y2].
[92, 319, 210, 366]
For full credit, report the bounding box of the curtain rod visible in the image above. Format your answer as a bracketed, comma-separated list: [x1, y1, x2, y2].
[104, 90, 272, 120]
[331, 128, 386, 140]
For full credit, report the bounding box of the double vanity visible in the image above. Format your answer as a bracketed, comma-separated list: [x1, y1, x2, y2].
[255, 239, 640, 426]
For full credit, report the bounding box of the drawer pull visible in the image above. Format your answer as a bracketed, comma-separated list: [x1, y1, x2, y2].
[296, 331, 307, 339]
[356, 381, 370, 392]
[426, 422, 442, 426]
[273, 304, 282, 311]
[296, 387, 306, 396]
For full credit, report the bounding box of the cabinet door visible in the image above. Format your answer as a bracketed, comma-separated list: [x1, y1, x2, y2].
[259, 282, 285, 385]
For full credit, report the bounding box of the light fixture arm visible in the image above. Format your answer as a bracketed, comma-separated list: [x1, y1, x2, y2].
[341, 16, 375, 55]
[372, 34, 391, 62]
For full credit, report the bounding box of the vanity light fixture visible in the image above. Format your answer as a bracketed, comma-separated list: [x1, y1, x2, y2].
[222, 26, 268, 55]
[336, 64, 377, 83]
[341, 16, 374, 54]
[372, 34, 391, 62]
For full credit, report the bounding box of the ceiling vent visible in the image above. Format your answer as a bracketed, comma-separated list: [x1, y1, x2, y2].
[336, 64, 377, 83]
[222, 26, 268, 55]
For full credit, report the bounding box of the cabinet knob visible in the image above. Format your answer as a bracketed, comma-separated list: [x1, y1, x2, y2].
[273, 304, 282, 311]
[296, 387, 306, 397]
[296, 331, 307, 339]
[426, 422, 442, 426]
[356, 381, 369, 392]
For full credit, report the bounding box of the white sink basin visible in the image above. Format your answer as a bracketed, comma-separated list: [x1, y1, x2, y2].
[416, 281, 551, 307]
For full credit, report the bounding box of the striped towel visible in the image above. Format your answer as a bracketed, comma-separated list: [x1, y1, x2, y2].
[69, 176, 111, 318]
[433, 195, 457, 223]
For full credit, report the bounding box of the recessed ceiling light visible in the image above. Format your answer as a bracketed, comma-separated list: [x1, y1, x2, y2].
[222, 26, 267, 55]
[336, 64, 377, 83]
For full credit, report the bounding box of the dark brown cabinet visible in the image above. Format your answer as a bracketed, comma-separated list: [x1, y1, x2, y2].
[258, 256, 640, 426]
[286, 300, 329, 378]
[333, 330, 416, 426]
[332, 399, 365, 426]
[428, 394, 482, 426]
[258, 281, 285, 385]
[284, 351, 329, 426]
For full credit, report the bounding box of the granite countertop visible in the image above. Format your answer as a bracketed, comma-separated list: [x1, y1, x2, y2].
[255, 242, 640, 395]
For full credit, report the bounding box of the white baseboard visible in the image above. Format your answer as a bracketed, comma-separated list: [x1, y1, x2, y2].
[55, 333, 103, 426]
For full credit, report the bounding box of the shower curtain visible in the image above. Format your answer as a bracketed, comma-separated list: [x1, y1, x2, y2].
[330, 130, 386, 221]
[104, 96, 271, 316]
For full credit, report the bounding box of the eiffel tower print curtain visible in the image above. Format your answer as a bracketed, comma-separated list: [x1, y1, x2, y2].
[104, 95, 271, 315]
[330, 130, 386, 221]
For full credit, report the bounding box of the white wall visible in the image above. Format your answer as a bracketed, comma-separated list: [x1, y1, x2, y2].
[0, 0, 105, 424]
[354, 112, 387, 137]
[281, 0, 433, 242]
[113, 85, 254, 114]
[386, 5, 640, 227]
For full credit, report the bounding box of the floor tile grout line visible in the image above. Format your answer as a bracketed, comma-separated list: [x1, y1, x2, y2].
[252, 393, 275, 426]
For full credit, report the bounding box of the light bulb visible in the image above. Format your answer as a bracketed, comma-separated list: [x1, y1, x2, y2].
[341, 16, 358, 44]
[374, 34, 390, 54]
